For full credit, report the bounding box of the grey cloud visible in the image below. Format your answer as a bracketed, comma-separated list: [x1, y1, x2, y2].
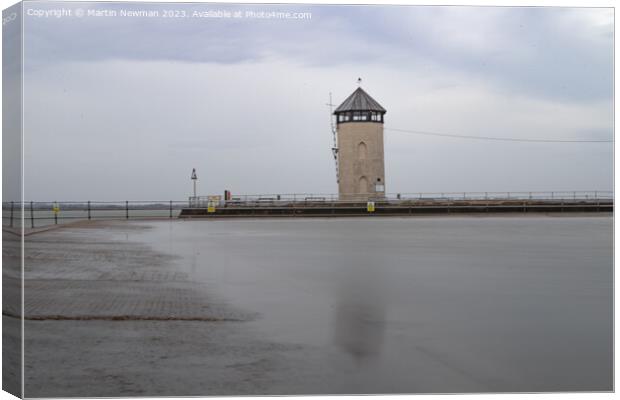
[22, 3, 613, 103]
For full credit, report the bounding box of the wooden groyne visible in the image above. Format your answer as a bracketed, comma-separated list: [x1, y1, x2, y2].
[179, 199, 613, 218]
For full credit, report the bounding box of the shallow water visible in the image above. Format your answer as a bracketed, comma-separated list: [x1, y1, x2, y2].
[138, 216, 613, 393]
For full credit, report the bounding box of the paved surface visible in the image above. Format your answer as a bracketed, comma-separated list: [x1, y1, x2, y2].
[22, 318, 303, 397]
[3, 221, 268, 397]
[4, 221, 249, 322]
[2, 230, 22, 396]
[18, 280, 236, 321]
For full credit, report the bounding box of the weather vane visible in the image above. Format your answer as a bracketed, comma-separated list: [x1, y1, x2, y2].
[357, 77, 362, 86]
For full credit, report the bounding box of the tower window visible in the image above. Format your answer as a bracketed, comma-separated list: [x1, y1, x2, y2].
[358, 142, 367, 160]
[338, 113, 351, 122]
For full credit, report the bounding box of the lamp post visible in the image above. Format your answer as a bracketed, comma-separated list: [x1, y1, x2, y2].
[191, 168, 198, 199]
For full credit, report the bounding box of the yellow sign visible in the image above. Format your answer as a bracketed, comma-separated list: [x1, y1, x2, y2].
[207, 201, 216, 213]
[367, 201, 375, 212]
[52, 203, 60, 214]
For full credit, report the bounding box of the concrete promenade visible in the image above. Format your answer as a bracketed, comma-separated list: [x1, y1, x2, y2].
[4, 221, 245, 322]
[180, 198, 613, 218]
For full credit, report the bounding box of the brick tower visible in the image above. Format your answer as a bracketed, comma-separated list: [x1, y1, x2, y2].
[334, 86, 387, 200]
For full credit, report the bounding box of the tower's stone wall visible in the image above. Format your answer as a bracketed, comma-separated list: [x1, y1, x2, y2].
[337, 122, 385, 200]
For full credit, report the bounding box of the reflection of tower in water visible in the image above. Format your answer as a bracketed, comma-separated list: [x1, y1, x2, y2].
[332, 253, 387, 363]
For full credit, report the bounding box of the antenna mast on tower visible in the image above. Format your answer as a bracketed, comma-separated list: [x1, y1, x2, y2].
[327, 92, 340, 184]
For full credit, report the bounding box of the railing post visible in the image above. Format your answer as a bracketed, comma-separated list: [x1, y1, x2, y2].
[170, 200, 173, 219]
[10, 201, 14, 228]
[30, 201, 34, 228]
[594, 191, 598, 199]
[573, 191, 576, 201]
[126, 201, 129, 220]
[88, 201, 91, 220]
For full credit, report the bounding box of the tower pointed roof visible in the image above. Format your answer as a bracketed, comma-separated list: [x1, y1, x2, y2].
[334, 87, 386, 114]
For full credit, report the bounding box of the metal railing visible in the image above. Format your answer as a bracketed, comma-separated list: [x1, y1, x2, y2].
[2, 201, 190, 229]
[2, 191, 612, 228]
[189, 190, 613, 205]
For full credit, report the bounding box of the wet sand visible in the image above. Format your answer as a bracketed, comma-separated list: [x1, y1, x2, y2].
[9, 216, 613, 396]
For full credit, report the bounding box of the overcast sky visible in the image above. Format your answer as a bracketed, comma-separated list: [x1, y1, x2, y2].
[14, 1, 614, 200]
